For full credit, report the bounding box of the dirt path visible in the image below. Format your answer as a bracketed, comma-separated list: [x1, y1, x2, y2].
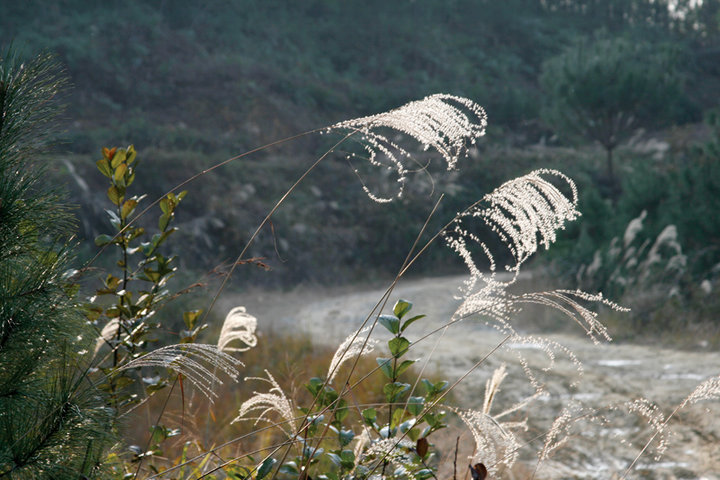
[220, 274, 720, 479]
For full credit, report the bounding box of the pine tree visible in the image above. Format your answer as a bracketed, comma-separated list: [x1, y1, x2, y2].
[0, 49, 112, 479]
[540, 35, 684, 191]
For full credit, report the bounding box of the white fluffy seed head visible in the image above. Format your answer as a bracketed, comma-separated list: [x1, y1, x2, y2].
[443, 168, 630, 394]
[94, 318, 119, 355]
[622, 398, 670, 460]
[514, 289, 628, 344]
[116, 344, 243, 401]
[455, 408, 522, 475]
[233, 370, 296, 435]
[330, 94, 487, 202]
[682, 375, 720, 407]
[482, 364, 508, 415]
[218, 306, 258, 353]
[445, 169, 580, 306]
[467, 169, 579, 272]
[327, 327, 378, 383]
[539, 404, 578, 462]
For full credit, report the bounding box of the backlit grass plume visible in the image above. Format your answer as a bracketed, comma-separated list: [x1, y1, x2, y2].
[446, 169, 580, 294]
[330, 94, 487, 202]
[327, 326, 378, 383]
[453, 364, 528, 475]
[232, 370, 296, 436]
[514, 289, 627, 344]
[93, 318, 119, 355]
[683, 375, 720, 407]
[217, 306, 258, 353]
[116, 344, 243, 401]
[440, 168, 628, 403]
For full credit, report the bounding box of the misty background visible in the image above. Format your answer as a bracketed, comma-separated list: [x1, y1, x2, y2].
[2, 0, 719, 345]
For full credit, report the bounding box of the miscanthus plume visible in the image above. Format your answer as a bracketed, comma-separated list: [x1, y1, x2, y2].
[218, 306, 258, 353]
[116, 344, 243, 401]
[233, 370, 297, 436]
[330, 94, 487, 202]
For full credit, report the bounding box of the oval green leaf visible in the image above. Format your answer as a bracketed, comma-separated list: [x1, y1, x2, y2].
[396, 359, 415, 376]
[378, 314, 400, 334]
[393, 299, 412, 318]
[257, 457, 277, 480]
[96, 158, 112, 178]
[376, 357, 393, 379]
[401, 314, 426, 333]
[388, 337, 410, 357]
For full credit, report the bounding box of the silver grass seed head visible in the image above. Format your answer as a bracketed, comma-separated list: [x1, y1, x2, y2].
[327, 326, 378, 383]
[482, 364, 508, 415]
[683, 375, 720, 407]
[94, 318, 119, 355]
[478, 169, 580, 270]
[330, 94, 487, 202]
[218, 306, 258, 353]
[621, 398, 670, 460]
[455, 407, 521, 474]
[233, 369, 296, 435]
[539, 404, 580, 461]
[445, 169, 580, 309]
[116, 344, 243, 402]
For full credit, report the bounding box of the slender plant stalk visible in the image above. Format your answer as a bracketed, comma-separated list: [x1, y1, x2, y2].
[619, 402, 684, 479]
[200, 131, 355, 324]
[133, 377, 178, 478]
[454, 436, 460, 480]
[198, 132, 355, 445]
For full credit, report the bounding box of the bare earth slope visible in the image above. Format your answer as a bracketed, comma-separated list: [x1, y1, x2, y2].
[222, 274, 720, 479]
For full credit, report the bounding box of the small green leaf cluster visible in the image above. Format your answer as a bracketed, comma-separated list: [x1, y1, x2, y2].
[250, 300, 448, 480]
[88, 146, 207, 471]
[369, 300, 447, 456]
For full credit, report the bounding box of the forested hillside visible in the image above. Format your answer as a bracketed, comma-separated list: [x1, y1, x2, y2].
[2, 0, 719, 337]
[3, 0, 718, 151]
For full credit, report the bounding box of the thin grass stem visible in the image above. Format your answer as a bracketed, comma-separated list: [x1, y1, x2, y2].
[619, 402, 684, 479]
[134, 377, 178, 478]
[83, 129, 322, 270]
[200, 131, 355, 324]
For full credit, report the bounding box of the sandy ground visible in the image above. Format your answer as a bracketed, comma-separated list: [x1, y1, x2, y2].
[220, 274, 720, 479]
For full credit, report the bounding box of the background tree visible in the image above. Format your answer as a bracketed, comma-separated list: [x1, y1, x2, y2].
[540, 35, 686, 190]
[0, 50, 112, 478]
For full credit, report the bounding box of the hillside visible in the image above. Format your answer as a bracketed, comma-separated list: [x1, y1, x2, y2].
[3, 0, 718, 153]
[2, 1, 719, 329]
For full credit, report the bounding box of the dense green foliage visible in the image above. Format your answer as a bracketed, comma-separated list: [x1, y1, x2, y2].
[0, 51, 112, 479]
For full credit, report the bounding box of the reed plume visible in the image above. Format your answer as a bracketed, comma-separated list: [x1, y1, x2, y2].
[116, 344, 243, 401]
[330, 94, 487, 202]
